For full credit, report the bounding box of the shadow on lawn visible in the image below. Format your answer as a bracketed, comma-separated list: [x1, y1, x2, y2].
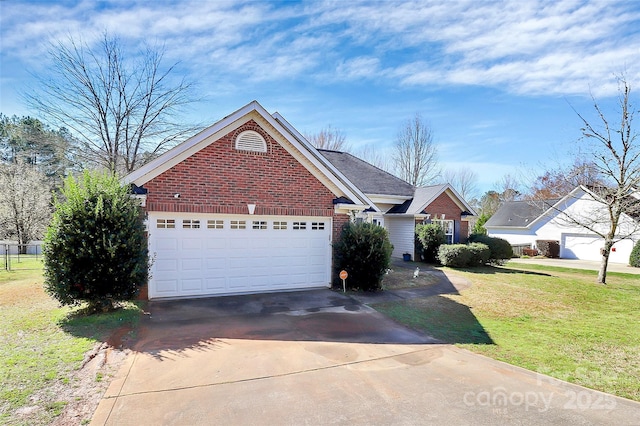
[452, 264, 553, 277]
[58, 302, 144, 348]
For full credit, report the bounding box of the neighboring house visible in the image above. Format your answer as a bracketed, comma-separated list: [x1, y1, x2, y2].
[124, 101, 475, 300]
[485, 186, 640, 264]
[318, 150, 476, 258]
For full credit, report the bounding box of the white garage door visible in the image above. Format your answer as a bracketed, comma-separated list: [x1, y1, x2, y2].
[148, 214, 332, 299]
[561, 234, 634, 264]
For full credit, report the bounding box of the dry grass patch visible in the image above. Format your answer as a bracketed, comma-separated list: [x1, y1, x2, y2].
[381, 263, 440, 290]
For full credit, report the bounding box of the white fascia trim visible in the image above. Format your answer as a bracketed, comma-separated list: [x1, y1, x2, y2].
[369, 194, 412, 205]
[334, 203, 370, 214]
[272, 112, 378, 212]
[124, 101, 265, 186]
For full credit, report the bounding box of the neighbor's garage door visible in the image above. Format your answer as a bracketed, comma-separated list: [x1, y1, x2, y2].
[148, 214, 332, 299]
[561, 234, 634, 264]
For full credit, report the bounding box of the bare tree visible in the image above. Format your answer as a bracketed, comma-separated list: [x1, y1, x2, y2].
[0, 161, 52, 251]
[554, 77, 640, 284]
[354, 144, 393, 173]
[528, 158, 602, 199]
[25, 33, 198, 175]
[443, 167, 479, 201]
[305, 125, 350, 151]
[392, 113, 440, 186]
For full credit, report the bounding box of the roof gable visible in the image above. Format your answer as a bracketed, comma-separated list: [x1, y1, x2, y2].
[124, 101, 371, 208]
[388, 184, 477, 215]
[485, 199, 559, 228]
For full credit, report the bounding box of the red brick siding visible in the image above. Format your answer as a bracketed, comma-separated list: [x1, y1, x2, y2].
[422, 192, 466, 243]
[422, 192, 463, 221]
[144, 120, 337, 217]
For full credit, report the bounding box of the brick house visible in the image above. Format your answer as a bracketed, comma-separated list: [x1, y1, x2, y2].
[124, 101, 475, 299]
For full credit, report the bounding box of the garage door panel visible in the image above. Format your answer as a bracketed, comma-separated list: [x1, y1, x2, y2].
[156, 238, 178, 250]
[156, 259, 178, 272]
[155, 279, 178, 294]
[181, 238, 202, 250]
[206, 238, 227, 249]
[149, 214, 331, 299]
[205, 278, 226, 291]
[181, 279, 203, 292]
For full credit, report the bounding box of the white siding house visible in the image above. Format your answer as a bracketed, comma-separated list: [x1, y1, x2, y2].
[486, 186, 640, 265]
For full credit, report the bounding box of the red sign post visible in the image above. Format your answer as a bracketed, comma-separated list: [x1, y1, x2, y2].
[339, 270, 348, 292]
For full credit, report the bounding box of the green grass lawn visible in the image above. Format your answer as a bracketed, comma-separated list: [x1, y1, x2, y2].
[0, 264, 142, 425]
[374, 263, 640, 402]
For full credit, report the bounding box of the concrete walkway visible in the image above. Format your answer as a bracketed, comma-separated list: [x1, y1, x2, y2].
[91, 285, 640, 425]
[508, 257, 640, 274]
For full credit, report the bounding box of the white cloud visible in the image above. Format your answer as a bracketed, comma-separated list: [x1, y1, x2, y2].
[1, 0, 639, 97]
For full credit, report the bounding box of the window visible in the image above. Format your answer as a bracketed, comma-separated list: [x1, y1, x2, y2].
[293, 221, 307, 230]
[252, 221, 267, 230]
[156, 219, 175, 229]
[230, 220, 246, 230]
[182, 219, 200, 229]
[433, 219, 454, 244]
[207, 220, 224, 229]
[311, 222, 325, 230]
[235, 130, 267, 153]
[273, 221, 287, 230]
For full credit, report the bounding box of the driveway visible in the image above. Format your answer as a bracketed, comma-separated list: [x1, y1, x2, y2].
[91, 288, 640, 425]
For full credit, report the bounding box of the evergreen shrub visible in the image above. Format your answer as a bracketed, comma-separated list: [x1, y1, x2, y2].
[629, 240, 640, 267]
[415, 223, 446, 263]
[44, 172, 148, 312]
[333, 221, 393, 291]
[469, 234, 513, 265]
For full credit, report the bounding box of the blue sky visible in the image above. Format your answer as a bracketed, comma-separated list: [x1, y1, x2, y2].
[1, 0, 639, 197]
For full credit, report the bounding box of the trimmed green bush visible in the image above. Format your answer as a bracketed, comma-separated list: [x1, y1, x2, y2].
[468, 234, 513, 265]
[43, 171, 148, 312]
[438, 243, 490, 267]
[468, 242, 491, 265]
[438, 244, 471, 267]
[333, 221, 393, 291]
[416, 223, 446, 263]
[630, 240, 640, 267]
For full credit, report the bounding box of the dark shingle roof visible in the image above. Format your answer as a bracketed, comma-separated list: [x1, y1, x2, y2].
[318, 149, 414, 197]
[485, 199, 559, 228]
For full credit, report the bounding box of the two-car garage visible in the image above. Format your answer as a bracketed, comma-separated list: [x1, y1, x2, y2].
[560, 233, 635, 264]
[148, 213, 332, 299]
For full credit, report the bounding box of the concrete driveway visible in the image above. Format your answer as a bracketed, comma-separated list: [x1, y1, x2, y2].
[91, 289, 640, 425]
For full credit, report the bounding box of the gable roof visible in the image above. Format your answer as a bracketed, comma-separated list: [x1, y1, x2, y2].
[485, 199, 559, 228]
[123, 101, 373, 209]
[486, 185, 640, 230]
[387, 183, 477, 215]
[318, 149, 415, 197]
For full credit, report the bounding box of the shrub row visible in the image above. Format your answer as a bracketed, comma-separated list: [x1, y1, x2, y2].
[468, 234, 514, 265]
[438, 243, 490, 267]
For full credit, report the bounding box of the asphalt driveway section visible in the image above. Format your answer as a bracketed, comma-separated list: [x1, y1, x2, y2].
[91, 289, 640, 425]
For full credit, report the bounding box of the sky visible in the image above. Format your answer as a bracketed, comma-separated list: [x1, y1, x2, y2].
[1, 0, 640, 198]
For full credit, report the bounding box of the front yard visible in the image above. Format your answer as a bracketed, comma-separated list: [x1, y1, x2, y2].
[2, 259, 639, 424]
[0, 263, 141, 425]
[375, 262, 640, 402]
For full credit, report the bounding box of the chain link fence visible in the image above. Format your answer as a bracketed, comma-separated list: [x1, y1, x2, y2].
[1, 242, 44, 271]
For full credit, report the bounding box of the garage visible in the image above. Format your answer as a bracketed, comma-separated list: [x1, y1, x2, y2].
[148, 214, 332, 299]
[561, 233, 635, 264]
